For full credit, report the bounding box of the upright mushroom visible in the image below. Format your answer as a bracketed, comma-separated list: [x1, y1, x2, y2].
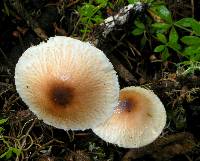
[93, 86, 166, 148]
[15, 36, 119, 130]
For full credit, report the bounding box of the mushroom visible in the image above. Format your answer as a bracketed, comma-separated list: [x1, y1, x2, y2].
[15, 36, 119, 130]
[93, 86, 166, 148]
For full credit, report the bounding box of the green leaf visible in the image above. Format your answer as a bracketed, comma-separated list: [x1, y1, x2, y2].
[79, 4, 96, 17]
[128, 0, 139, 4]
[162, 47, 170, 61]
[131, 28, 144, 36]
[80, 29, 91, 33]
[0, 151, 8, 159]
[93, 15, 103, 24]
[181, 36, 200, 46]
[0, 118, 8, 125]
[95, 0, 108, 6]
[134, 20, 145, 29]
[3, 2, 9, 16]
[183, 46, 196, 56]
[0, 127, 4, 133]
[151, 5, 172, 23]
[154, 45, 165, 52]
[183, 46, 200, 61]
[175, 18, 195, 27]
[108, 2, 114, 8]
[167, 41, 181, 51]
[0, 148, 13, 159]
[0, 147, 21, 159]
[156, 33, 167, 43]
[175, 18, 200, 35]
[147, 0, 155, 2]
[11, 147, 21, 156]
[169, 26, 178, 43]
[151, 23, 171, 33]
[178, 61, 191, 65]
[79, 17, 89, 24]
[193, 53, 200, 61]
[190, 21, 200, 35]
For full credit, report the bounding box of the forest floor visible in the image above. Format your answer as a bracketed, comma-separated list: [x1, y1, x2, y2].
[0, 0, 200, 161]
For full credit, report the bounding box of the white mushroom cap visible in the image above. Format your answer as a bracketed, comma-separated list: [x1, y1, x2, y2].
[15, 36, 119, 130]
[93, 86, 166, 148]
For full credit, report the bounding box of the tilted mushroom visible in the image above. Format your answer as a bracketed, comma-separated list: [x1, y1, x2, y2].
[15, 36, 119, 130]
[93, 86, 166, 148]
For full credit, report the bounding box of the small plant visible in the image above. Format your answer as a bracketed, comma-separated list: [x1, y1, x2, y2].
[0, 138, 21, 160]
[78, 0, 111, 39]
[129, 0, 200, 75]
[0, 118, 8, 134]
[78, 0, 200, 74]
[154, 27, 180, 61]
[0, 118, 22, 160]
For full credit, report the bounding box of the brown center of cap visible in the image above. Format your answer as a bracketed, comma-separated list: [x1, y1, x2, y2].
[48, 83, 74, 107]
[114, 99, 133, 113]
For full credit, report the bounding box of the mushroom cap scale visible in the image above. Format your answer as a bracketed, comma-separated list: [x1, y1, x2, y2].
[93, 86, 166, 148]
[15, 36, 119, 130]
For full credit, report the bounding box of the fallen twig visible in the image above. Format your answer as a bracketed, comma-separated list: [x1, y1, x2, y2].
[99, 2, 146, 38]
